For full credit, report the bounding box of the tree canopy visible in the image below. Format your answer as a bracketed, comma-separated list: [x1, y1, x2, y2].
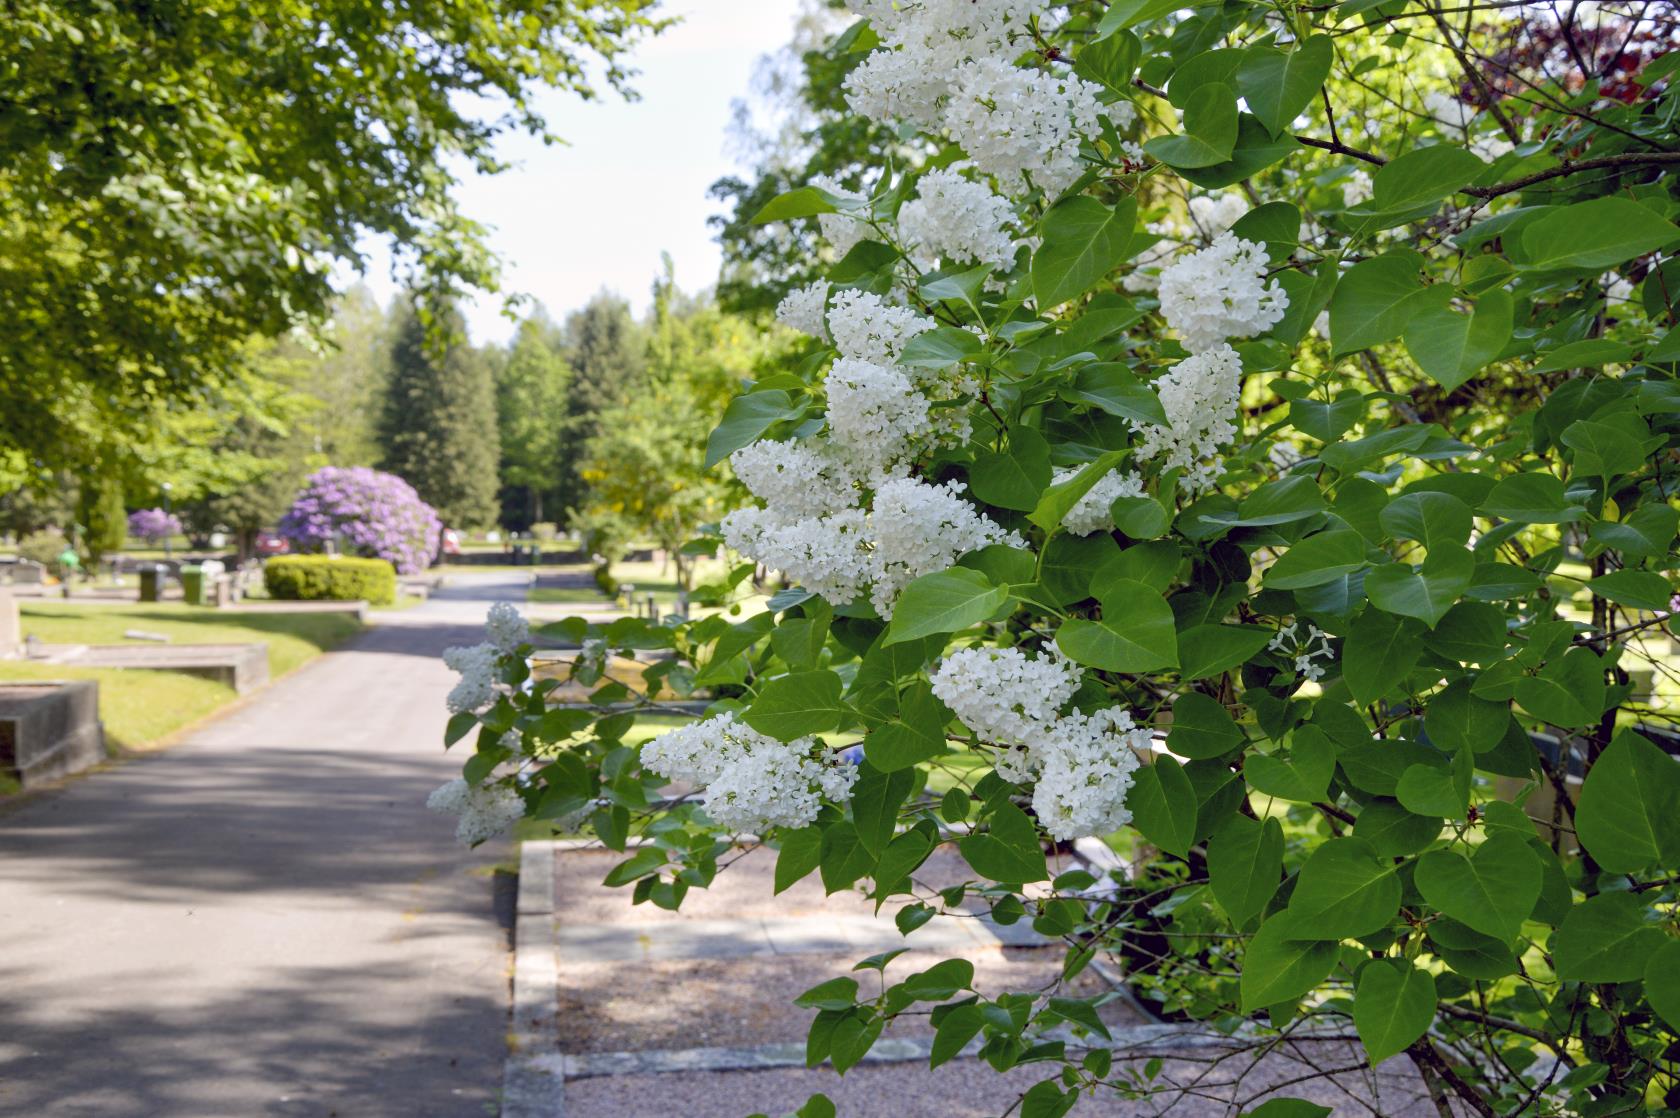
[0, 0, 665, 470]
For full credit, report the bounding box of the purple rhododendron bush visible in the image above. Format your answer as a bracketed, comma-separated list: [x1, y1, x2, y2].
[433, 3, 1680, 1115]
[280, 466, 441, 575]
[126, 507, 182, 544]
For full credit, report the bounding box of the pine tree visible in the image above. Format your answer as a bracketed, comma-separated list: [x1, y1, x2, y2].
[555, 292, 647, 520]
[377, 298, 501, 530]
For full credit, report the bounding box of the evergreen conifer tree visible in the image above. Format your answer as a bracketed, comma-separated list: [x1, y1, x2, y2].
[378, 298, 501, 530]
[555, 293, 646, 519]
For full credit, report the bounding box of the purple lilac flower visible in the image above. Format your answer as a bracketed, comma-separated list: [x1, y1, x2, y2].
[128, 508, 183, 543]
[279, 467, 442, 575]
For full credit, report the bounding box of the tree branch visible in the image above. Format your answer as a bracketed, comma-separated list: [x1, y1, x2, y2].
[1434, 1001, 1576, 1060]
[1408, 1038, 1499, 1118]
[1459, 152, 1680, 199]
[1296, 135, 1389, 165]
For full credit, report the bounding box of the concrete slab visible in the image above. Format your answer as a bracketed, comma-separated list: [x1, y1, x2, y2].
[38, 641, 270, 695]
[0, 679, 104, 787]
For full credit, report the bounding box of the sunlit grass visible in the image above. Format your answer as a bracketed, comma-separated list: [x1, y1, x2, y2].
[12, 602, 361, 677]
[0, 604, 363, 761]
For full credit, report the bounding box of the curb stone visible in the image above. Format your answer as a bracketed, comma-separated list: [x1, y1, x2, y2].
[504, 839, 563, 1117]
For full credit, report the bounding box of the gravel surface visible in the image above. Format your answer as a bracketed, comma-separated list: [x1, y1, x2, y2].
[556, 945, 1142, 1053]
[562, 1042, 1441, 1117]
[555, 843, 1056, 924]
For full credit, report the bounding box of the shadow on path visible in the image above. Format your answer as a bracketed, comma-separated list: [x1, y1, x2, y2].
[0, 574, 529, 1117]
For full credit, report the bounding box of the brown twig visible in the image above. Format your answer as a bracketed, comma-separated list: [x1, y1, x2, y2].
[1459, 152, 1680, 199]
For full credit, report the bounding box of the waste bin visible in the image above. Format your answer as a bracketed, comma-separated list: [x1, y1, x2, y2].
[180, 564, 206, 605]
[138, 565, 166, 603]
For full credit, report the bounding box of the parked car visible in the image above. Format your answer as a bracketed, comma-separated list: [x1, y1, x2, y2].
[255, 532, 290, 555]
[440, 528, 462, 556]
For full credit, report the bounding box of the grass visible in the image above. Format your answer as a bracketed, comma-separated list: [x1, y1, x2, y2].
[0, 603, 364, 758]
[376, 593, 427, 611]
[0, 662, 236, 752]
[11, 602, 362, 677]
[529, 583, 604, 605]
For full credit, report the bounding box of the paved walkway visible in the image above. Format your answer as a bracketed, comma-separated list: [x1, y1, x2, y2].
[0, 572, 532, 1118]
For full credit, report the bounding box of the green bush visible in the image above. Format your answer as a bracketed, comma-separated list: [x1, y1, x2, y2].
[264, 555, 395, 606]
[592, 563, 618, 598]
[18, 529, 70, 568]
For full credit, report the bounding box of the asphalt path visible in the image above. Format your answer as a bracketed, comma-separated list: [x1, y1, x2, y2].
[0, 573, 529, 1118]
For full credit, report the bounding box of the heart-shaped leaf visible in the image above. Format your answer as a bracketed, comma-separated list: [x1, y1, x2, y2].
[1354, 958, 1437, 1065]
[1286, 835, 1401, 936]
[1414, 832, 1540, 942]
[1365, 545, 1473, 627]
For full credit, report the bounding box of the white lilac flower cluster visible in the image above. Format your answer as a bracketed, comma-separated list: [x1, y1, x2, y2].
[1341, 170, 1374, 208]
[1269, 622, 1337, 682]
[1053, 465, 1146, 536]
[1157, 232, 1288, 354]
[869, 477, 1022, 613]
[842, 0, 1112, 195]
[945, 57, 1105, 196]
[929, 647, 1147, 840]
[1133, 344, 1245, 493]
[897, 166, 1019, 272]
[776, 279, 831, 340]
[729, 437, 859, 522]
[640, 712, 859, 832]
[427, 778, 527, 846]
[842, 0, 1032, 129]
[828, 288, 972, 469]
[824, 358, 934, 475]
[1187, 193, 1249, 238]
[1424, 91, 1515, 162]
[730, 289, 1014, 617]
[722, 505, 876, 606]
[442, 604, 532, 713]
[810, 174, 872, 258]
[442, 641, 498, 714]
[827, 288, 935, 367]
[485, 601, 530, 653]
[721, 475, 1020, 618]
[930, 647, 1080, 744]
[1030, 709, 1148, 841]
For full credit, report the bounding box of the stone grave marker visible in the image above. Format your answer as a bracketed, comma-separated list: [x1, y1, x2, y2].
[0, 589, 17, 659]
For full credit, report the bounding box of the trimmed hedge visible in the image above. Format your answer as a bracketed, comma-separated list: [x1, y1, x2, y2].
[264, 555, 396, 606]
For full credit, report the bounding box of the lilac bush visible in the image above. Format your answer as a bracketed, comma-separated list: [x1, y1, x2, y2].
[279, 467, 441, 575]
[127, 507, 182, 544]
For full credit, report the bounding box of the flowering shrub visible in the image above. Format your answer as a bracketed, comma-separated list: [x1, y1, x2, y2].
[278, 466, 440, 575]
[126, 508, 181, 545]
[441, 3, 1680, 1115]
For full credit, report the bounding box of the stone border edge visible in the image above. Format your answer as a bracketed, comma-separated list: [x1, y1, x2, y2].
[503, 838, 564, 1118]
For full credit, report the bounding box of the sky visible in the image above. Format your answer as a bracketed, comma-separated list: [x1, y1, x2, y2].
[354, 0, 805, 344]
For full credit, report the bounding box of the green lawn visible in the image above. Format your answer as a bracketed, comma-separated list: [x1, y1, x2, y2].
[1, 603, 364, 756]
[0, 661, 235, 753]
[528, 583, 606, 605]
[12, 602, 361, 676]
